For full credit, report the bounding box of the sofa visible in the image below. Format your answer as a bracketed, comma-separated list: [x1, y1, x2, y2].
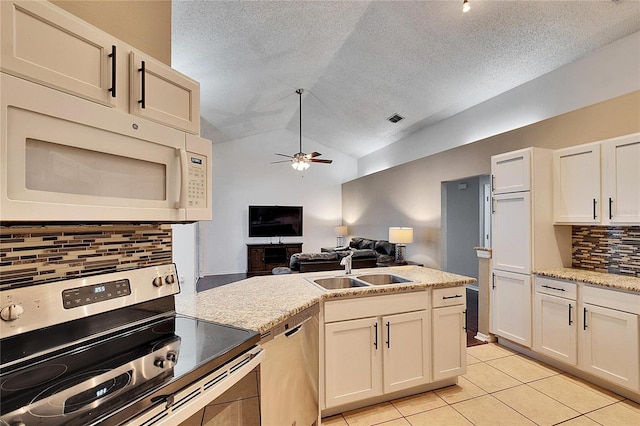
[289, 237, 396, 273]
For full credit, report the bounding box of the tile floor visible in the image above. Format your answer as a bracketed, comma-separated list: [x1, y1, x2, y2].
[321, 343, 640, 426]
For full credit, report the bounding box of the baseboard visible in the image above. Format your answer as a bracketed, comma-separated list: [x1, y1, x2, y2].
[474, 332, 497, 343]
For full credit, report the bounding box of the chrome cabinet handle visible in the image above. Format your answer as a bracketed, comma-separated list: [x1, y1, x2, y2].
[108, 45, 116, 97]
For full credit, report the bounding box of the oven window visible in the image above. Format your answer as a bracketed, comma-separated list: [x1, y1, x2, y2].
[25, 139, 166, 200]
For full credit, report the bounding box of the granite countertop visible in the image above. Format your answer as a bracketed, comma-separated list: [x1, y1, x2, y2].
[534, 268, 640, 294]
[175, 265, 475, 333]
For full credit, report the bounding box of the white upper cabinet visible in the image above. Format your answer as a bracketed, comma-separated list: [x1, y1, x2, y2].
[492, 192, 531, 274]
[491, 148, 531, 194]
[602, 133, 640, 224]
[1, 0, 201, 134]
[553, 133, 640, 225]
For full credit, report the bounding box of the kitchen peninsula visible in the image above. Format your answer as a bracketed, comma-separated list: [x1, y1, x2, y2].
[175, 265, 476, 422]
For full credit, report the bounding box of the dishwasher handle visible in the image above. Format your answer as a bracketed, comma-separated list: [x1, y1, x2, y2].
[284, 316, 311, 338]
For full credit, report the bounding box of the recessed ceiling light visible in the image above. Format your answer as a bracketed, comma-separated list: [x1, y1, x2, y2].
[387, 114, 404, 123]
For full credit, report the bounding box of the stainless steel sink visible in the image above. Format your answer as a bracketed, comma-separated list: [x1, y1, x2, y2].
[355, 274, 412, 285]
[312, 277, 369, 290]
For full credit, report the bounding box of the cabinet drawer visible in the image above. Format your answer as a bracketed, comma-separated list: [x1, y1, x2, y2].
[432, 286, 466, 308]
[582, 285, 640, 315]
[324, 291, 428, 323]
[535, 277, 577, 300]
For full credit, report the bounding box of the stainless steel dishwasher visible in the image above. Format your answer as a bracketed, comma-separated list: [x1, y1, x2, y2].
[260, 304, 319, 426]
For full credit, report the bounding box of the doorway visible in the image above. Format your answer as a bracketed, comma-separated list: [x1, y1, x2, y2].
[441, 175, 490, 346]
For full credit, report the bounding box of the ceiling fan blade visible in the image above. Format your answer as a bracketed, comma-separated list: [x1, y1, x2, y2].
[271, 160, 292, 164]
[274, 153, 293, 158]
[305, 151, 322, 159]
[310, 159, 333, 164]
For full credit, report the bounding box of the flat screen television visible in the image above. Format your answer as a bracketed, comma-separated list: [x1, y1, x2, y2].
[248, 205, 303, 237]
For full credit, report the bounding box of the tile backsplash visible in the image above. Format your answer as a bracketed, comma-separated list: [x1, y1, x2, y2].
[572, 226, 640, 277]
[0, 224, 172, 287]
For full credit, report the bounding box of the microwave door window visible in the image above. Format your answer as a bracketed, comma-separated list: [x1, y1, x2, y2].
[25, 139, 166, 201]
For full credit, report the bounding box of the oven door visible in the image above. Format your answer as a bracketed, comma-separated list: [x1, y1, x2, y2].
[0, 73, 211, 222]
[125, 347, 264, 426]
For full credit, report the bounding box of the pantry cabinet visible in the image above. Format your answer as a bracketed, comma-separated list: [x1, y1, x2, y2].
[553, 133, 640, 225]
[491, 270, 532, 347]
[492, 192, 531, 275]
[323, 292, 431, 410]
[1, 0, 201, 134]
[491, 148, 532, 194]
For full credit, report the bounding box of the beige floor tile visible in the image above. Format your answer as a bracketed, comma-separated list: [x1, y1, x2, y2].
[452, 394, 536, 425]
[465, 343, 515, 361]
[342, 402, 403, 426]
[322, 414, 348, 426]
[529, 374, 622, 414]
[462, 362, 522, 393]
[377, 418, 411, 426]
[554, 415, 601, 426]
[466, 353, 482, 365]
[405, 405, 472, 426]
[486, 354, 559, 383]
[434, 376, 488, 404]
[562, 374, 625, 402]
[621, 399, 640, 413]
[586, 401, 640, 426]
[493, 384, 580, 425]
[390, 391, 447, 417]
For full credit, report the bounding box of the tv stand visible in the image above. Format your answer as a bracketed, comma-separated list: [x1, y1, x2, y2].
[247, 243, 302, 276]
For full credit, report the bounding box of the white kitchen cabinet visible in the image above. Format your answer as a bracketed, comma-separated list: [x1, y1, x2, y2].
[533, 277, 578, 365]
[0, 0, 120, 108]
[492, 192, 531, 275]
[129, 51, 201, 134]
[383, 310, 430, 394]
[580, 286, 639, 392]
[554, 133, 640, 225]
[432, 286, 467, 382]
[323, 292, 431, 410]
[491, 270, 532, 347]
[491, 148, 531, 194]
[602, 133, 640, 224]
[324, 317, 382, 407]
[1, 0, 201, 134]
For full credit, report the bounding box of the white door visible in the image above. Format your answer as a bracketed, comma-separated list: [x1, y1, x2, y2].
[1, 0, 117, 107]
[553, 143, 601, 223]
[325, 317, 382, 408]
[382, 311, 430, 393]
[491, 270, 532, 348]
[602, 133, 640, 224]
[130, 51, 201, 134]
[432, 305, 467, 381]
[491, 148, 531, 194]
[492, 192, 531, 274]
[580, 303, 639, 392]
[533, 293, 577, 365]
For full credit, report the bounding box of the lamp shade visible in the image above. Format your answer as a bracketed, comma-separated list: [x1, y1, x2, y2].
[389, 227, 413, 244]
[334, 225, 348, 236]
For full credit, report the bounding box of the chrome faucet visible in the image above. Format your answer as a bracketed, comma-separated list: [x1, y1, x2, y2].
[340, 251, 354, 275]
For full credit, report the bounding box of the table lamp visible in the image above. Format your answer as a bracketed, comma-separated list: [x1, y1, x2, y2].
[389, 227, 413, 264]
[334, 225, 348, 247]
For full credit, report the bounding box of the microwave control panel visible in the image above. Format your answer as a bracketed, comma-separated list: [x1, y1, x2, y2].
[187, 154, 207, 208]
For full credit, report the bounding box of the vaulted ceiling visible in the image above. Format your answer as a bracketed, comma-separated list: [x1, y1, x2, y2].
[172, 1, 640, 159]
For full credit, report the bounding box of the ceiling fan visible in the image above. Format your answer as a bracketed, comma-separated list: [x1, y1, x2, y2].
[273, 88, 333, 171]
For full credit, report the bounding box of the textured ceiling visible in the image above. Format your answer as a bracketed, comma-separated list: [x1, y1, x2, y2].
[172, 1, 640, 159]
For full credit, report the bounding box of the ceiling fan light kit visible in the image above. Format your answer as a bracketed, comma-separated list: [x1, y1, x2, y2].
[273, 89, 333, 171]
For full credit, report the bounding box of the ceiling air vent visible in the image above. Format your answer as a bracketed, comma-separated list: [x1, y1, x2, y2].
[387, 113, 404, 123]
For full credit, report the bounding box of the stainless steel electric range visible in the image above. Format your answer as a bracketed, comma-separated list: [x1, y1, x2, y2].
[0, 264, 262, 425]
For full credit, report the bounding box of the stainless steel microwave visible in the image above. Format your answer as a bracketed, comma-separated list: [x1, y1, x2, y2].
[0, 74, 212, 222]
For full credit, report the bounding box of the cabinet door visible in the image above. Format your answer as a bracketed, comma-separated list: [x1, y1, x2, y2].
[432, 305, 466, 381]
[580, 303, 639, 392]
[602, 133, 640, 224]
[491, 270, 532, 348]
[533, 293, 577, 365]
[248, 248, 265, 273]
[1, 1, 117, 107]
[382, 310, 430, 393]
[492, 192, 531, 274]
[130, 51, 200, 134]
[491, 148, 531, 194]
[553, 143, 601, 223]
[325, 317, 382, 408]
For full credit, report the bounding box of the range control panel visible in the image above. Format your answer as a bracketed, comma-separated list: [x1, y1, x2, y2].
[0, 264, 179, 339]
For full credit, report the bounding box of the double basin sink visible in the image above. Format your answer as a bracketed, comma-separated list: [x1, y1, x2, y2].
[310, 274, 412, 291]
